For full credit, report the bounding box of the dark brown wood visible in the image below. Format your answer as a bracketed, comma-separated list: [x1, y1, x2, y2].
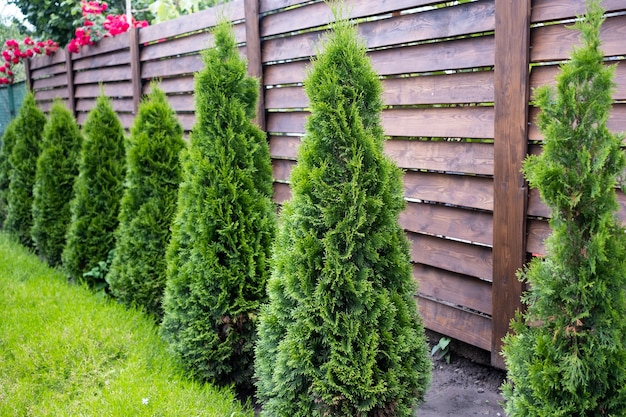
[272, 158, 295, 182]
[273, 182, 292, 203]
[75, 82, 134, 98]
[34, 87, 69, 101]
[245, 0, 266, 131]
[399, 202, 493, 246]
[385, 140, 494, 175]
[529, 104, 626, 141]
[259, 0, 309, 14]
[129, 27, 142, 114]
[415, 264, 493, 316]
[141, 54, 204, 79]
[418, 297, 492, 351]
[407, 232, 493, 281]
[73, 32, 130, 58]
[531, 0, 626, 23]
[32, 74, 68, 90]
[269, 135, 301, 159]
[178, 114, 196, 131]
[27, 48, 66, 70]
[526, 219, 551, 256]
[402, 171, 494, 211]
[72, 50, 130, 71]
[30, 62, 67, 78]
[150, 75, 195, 94]
[162, 94, 194, 112]
[263, 60, 308, 86]
[73, 66, 132, 85]
[76, 98, 134, 112]
[65, 48, 76, 116]
[531, 14, 626, 63]
[23, 57, 32, 91]
[491, 0, 531, 369]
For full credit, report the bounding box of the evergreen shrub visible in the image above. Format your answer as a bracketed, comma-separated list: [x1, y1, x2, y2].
[160, 22, 275, 395]
[4, 92, 47, 246]
[501, 2, 626, 415]
[31, 100, 83, 266]
[254, 16, 431, 417]
[107, 85, 185, 319]
[0, 120, 17, 228]
[62, 93, 126, 289]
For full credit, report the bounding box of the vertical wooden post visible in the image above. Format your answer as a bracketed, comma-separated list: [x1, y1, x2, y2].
[129, 27, 142, 114]
[244, 0, 266, 131]
[491, 0, 531, 369]
[24, 57, 32, 91]
[65, 47, 76, 116]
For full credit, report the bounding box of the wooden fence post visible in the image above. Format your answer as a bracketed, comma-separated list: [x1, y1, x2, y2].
[24, 58, 32, 91]
[244, 0, 265, 131]
[65, 48, 76, 116]
[491, 0, 531, 369]
[129, 27, 142, 114]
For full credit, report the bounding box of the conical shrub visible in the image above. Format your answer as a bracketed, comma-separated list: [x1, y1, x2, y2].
[254, 16, 431, 417]
[4, 92, 47, 246]
[31, 100, 83, 266]
[107, 85, 185, 319]
[62, 93, 126, 289]
[160, 22, 275, 395]
[0, 120, 17, 228]
[501, 2, 626, 415]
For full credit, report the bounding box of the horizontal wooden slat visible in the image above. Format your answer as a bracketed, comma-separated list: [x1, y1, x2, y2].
[141, 54, 204, 79]
[272, 158, 295, 182]
[178, 113, 196, 131]
[76, 98, 134, 113]
[528, 103, 626, 141]
[264, 60, 308, 86]
[386, 140, 494, 175]
[32, 74, 67, 89]
[37, 99, 69, 112]
[31, 62, 66, 78]
[531, 0, 626, 23]
[260, 0, 310, 14]
[71, 32, 130, 59]
[400, 202, 493, 246]
[530, 61, 626, 101]
[273, 182, 292, 203]
[402, 171, 493, 209]
[76, 111, 134, 129]
[74, 66, 132, 84]
[146, 76, 195, 94]
[75, 82, 134, 99]
[526, 218, 550, 256]
[531, 14, 626, 63]
[408, 232, 493, 281]
[28, 48, 67, 70]
[34, 88, 68, 101]
[163, 94, 195, 112]
[139, 0, 245, 43]
[528, 185, 626, 221]
[415, 264, 492, 316]
[261, 0, 448, 38]
[270, 135, 302, 159]
[418, 296, 491, 351]
[265, 70, 495, 109]
[266, 111, 307, 133]
[73, 50, 130, 71]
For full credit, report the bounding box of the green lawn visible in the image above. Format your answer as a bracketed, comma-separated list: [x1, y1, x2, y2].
[0, 232, 254, 417]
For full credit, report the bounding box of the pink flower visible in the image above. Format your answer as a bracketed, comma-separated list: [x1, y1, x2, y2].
[0, 78, 9, 84]
[24, 37, 34, 46]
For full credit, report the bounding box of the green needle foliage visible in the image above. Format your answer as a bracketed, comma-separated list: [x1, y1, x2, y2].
[160, 22, 275, 395]
[62, 94, 126, 289]
[4, 92, 47, 247]
[254, 16, 431, 417]
[107, 85, 185, 320]
[31, 100, 83, 267]
[0, 120, 18, 228]
[501, 2, 626, 415]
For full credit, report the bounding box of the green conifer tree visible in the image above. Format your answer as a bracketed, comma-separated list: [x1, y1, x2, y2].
[4, 92, 47, 246]
[31, 101, 83, 266]
[62, 94, 126, 288]
[160, 22, 275, 395]
[0, 120, 17, 228]
[107, 85, 185, 319]
[501, 2, 626, 415]
[254, 16, 431, 417]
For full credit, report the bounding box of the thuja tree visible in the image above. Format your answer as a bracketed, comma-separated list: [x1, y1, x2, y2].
[254, 17, 431, 417]
[501, 2, 626, 415]
[31, 101, 83, 267]
[62, 94, 126, 288]
[160, 22, 275, 395]
[4, 92, 46, 246]
[107, 85, 185, 319]
[0, 120, 17, 228]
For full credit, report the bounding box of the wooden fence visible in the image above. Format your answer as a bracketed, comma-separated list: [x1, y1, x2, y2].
[25, 0, 626, 368]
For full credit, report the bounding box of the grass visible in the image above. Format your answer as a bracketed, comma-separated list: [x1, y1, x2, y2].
[0, 232, 254, 417]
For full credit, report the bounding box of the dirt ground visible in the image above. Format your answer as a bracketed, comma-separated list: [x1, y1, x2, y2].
[420, 332, 507, 416]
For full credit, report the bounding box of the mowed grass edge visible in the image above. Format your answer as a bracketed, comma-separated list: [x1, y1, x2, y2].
[0, 232, 254, 417]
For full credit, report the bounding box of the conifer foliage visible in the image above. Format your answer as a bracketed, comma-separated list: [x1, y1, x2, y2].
[107, 85, 185, 319]
[62, 94, 126, 288]
[160, 22, 275, 394]
[4, 92, 47, 246]
[254, 17, 431, 417]
[31, 101, 83, 267]
[0, 120, 17, 228]
[502, 2, 626, 415]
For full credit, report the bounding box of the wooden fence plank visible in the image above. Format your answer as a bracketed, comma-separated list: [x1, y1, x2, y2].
[32, 74, 67, 90]
[259, 0, 310, 14]
[30, 62, 67, 78]
[73, 66, 132, 84]
[415, 264, 493, 316]
[163, 94, 195, 112]
[526, 218, 550, 256]
[245, 0, 266, 130]
[65, 46, 76, 115]
[269, 135, 301, 159]
[531, 14, 626, 63]
[75, 82, 134, 98]
[76, 98, 134, 112]
[399, 202, 493, 246]
[272, 159, 295, 182]
[148, 75, 195, 94]
[73, 50, 130, 71]
[408, 232, 493, 281]
[34, 88, 68, 101]
[28, 48, 66, 70]
[273, 182, 292, 203]
[531, 0, 626, 23]
[129, 27, 142, 113]
[385, 140, 494, 175]
[141, 54, 204, 79]
[264, 60, 308, 86]
[71, 32, 130, 58]
[491, 0, 530, 369]
[402, 171, 494, 210]
[418, 297, 492, 351]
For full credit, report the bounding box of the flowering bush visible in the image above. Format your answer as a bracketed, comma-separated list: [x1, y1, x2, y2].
[0, 38, 59, 84]
[68, 1, 149, 54]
